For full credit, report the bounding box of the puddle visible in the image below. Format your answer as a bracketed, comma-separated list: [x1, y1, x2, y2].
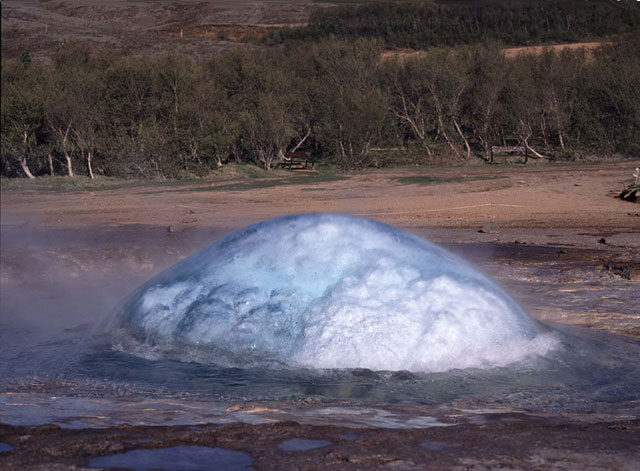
[0, 442, 13, 453]
[421, 441, 452, 452]
[87, 446, 253, 471]
[278, 439, 332, 452]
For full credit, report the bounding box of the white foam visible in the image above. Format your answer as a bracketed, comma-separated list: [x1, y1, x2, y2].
[113, 214, 558, 372]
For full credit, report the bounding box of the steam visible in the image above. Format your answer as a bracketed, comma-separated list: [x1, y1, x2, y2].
[110, 214, 558, 372]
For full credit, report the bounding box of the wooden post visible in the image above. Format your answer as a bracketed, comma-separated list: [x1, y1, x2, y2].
[490, 146, 494, 164]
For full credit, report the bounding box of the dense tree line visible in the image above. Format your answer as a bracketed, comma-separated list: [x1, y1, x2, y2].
[270, 1, 640, 48]
[2, 37, 639, 179]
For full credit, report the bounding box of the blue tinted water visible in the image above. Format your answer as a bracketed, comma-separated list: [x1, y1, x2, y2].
[87, 446, 253, 471]
[0, 442, 13, 453]
[278, 439, 332, 452]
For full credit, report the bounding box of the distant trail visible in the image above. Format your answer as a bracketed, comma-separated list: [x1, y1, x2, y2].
[381, 41, 609, 62]
[421, 203, 525, 212]
[502, 41, 610, 59]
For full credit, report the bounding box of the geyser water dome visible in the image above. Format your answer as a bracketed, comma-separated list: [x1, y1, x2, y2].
[111, 214, 558, 372]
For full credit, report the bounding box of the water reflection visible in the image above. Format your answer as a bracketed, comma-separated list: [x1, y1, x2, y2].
[87, 446, 253, 471]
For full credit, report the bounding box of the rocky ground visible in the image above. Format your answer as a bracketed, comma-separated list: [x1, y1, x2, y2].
[1, 416, 639, 470]
[1, 161, 639, 470]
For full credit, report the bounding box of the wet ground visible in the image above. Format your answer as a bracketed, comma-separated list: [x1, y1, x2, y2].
[1, 223, 639, 470]
[1, 415, 639, 470]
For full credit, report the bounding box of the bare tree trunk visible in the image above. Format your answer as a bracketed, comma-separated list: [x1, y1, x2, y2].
[551, 92, 565, 150]
[478, 137, 490, 161]
[391, 94, 426, 143]
[232, 145, 242, 163]
[517, 120, 548, 160]
[337, 124, 346, 160]
[87, 150, 95, 179]
[63, 151, 74, 177]
[524, 142, 549, 160]
[151, 159, 163, 179]
[60, 125, 75, 177]
[19, 156, 36, 179]
[435, 113, 460, 159]
[290, 127, 312, 153]
[48, 152, 55, 176]
[453, 119, 471, 160]
[20, 130, 36, 178]
[540, 116, 549, 148]
[258, 149, 273, 171]
[443, 130, 461, 159]
[558, 130, 565, 150]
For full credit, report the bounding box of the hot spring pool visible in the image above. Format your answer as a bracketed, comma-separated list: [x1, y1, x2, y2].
[0, 214, 639, 428]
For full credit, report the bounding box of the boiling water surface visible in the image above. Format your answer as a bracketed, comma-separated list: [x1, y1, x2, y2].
[1, 214, 639, 428]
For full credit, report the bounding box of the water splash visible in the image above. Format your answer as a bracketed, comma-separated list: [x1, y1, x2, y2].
[110, 214, 558, 372]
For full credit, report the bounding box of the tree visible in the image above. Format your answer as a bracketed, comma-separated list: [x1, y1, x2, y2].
[45, 66, 79, 177]
[241, 93, 292, 171]
[308, 39, 388, 169]
[464, 45, 508, 160]
[382, 56, 436, 151]
[187, 64, 239, 170]
[212, 48, 297, 170]
[1, 61, 46, 178]
[99, 56, 157, 176]
[72, 74, 103, 179]
[502, 53, 547, 160]
[422, 48, 472, 159]
[534, 48, 584, 150]
[580, 41, 640, 156]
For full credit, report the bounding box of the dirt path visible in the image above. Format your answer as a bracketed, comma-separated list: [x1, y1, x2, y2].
[382, 41, 610, 62]
[502, 40, 610, 58]
[2, 163, 638, 236]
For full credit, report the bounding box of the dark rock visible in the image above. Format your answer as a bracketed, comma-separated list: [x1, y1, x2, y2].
[603, 262, 640, 280]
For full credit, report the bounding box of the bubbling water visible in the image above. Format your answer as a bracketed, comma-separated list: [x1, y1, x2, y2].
[110, 214, 558, 372]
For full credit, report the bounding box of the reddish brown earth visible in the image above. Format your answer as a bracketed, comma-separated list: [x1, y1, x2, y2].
[1, 417, 639, 471]
[2, 162, 638, 232]
[502, 41, 612, 59]
[1, 162, 640, 470]
[1, 0, 321, 60]
[381, 41, 611, 62]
